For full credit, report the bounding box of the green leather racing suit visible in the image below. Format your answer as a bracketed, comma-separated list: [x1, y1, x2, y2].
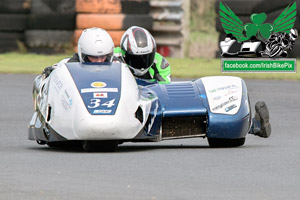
[114, 47, 171, 84]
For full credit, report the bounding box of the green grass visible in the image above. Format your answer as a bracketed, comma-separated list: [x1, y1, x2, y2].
[0, 53, 69, 74]
[0, 53, 299, 80]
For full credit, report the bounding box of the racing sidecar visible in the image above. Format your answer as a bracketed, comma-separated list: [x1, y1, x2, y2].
[220, 35, 265, 57]
[28, 61, 251, 151]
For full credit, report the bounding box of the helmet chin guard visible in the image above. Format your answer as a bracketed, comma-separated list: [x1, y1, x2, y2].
[120, 26, 156, 74]
[128, 65, 152, 76]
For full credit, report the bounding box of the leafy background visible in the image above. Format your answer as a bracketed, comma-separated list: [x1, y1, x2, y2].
[189, 0, 218, 58]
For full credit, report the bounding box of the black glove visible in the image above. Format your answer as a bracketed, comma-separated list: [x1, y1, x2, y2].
[42, 66, 54, 79]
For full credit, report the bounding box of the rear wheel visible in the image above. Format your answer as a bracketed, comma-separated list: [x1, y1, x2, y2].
[208, 138, 246, 148]
[82, 140, 119, 152]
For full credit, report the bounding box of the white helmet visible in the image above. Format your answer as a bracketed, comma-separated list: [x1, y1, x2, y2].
[77, 27, 114, 63]
[120, 26, 156, 76]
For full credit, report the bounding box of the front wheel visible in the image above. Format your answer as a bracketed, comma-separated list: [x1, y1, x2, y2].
[207, 138, 245, 148]
[82, 140, 119, 152]
[36, 140, 46, 145]
[47, 141, 81, 148]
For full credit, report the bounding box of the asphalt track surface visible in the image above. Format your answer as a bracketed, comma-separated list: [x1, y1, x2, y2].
[1, 74, 300, 200]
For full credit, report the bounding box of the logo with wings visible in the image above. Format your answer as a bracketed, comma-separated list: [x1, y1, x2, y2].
[219, 2, 298, 58]
[219, 2, 297, 42]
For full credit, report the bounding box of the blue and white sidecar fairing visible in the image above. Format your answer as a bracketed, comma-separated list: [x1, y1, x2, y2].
[28, 62, 251, 151]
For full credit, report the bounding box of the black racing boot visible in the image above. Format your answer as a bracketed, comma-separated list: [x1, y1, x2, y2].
[253, 101, 271, 138]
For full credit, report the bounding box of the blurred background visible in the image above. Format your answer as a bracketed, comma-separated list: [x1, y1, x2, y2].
[0, 0, 217, 58]
[1, 0, 299, 58]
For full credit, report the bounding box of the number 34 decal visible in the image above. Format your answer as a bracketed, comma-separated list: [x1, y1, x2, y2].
[88, 99, 115, 108]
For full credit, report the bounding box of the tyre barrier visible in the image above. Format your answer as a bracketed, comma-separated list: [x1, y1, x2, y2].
[76, 14, 152, 30]
[25, 0, 76, 53]
[25, 30, 73, 48]
[0, 0, 153, 53]
[76, 0, 121, 14]
[0, 0, 29, 53]
[75, 0, 152, 48]
[0, 32, 24, 53]
[76, 0, 150, 14]
[27, 13, 75, 30]
[30, 0, 75, 14]
[0, 14, 27, 31]
[0, 0, 30, 14]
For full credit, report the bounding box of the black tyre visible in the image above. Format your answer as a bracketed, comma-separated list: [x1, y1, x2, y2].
[30, 0, 75, 14]
[0, 14, 27, 31]
[0, 32, 24, 41]
[0, 32, 24, 53]
[121, 1, 150, 14]
[208, 138, 246, 148]
[47, 141, 82, 148]
[0, 0, 30, 13]
[82, 140, 119, 152]
[25, 30, 73, 48]
[36, 140, 46, 145]
[47, 142, 65, 148]
[123, 14, 153, 30]
[28, 13, 75, 30]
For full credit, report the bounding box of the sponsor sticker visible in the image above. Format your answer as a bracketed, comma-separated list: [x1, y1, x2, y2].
[213, 95, 221, 101]
[212, 96, 238, 111]
[224, 90, 238, 96]
[64, 90, 72, 106]
[53, 75, 63, 93]
[91, 82, 107, 88]
[61, 95, 70, 110]
[93, 110, 112, 114]
[61, 90, 72, 110]
[225, 104, 237, 112]
[81, 88, 118, 93]
[201, 76, 242, 115]
[208, 85, 239, 93]
[93, 92, 108, 98]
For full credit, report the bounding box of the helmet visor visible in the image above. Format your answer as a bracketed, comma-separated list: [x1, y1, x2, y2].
[124, 51, 155, 70]
[82, 52, 113, 63]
